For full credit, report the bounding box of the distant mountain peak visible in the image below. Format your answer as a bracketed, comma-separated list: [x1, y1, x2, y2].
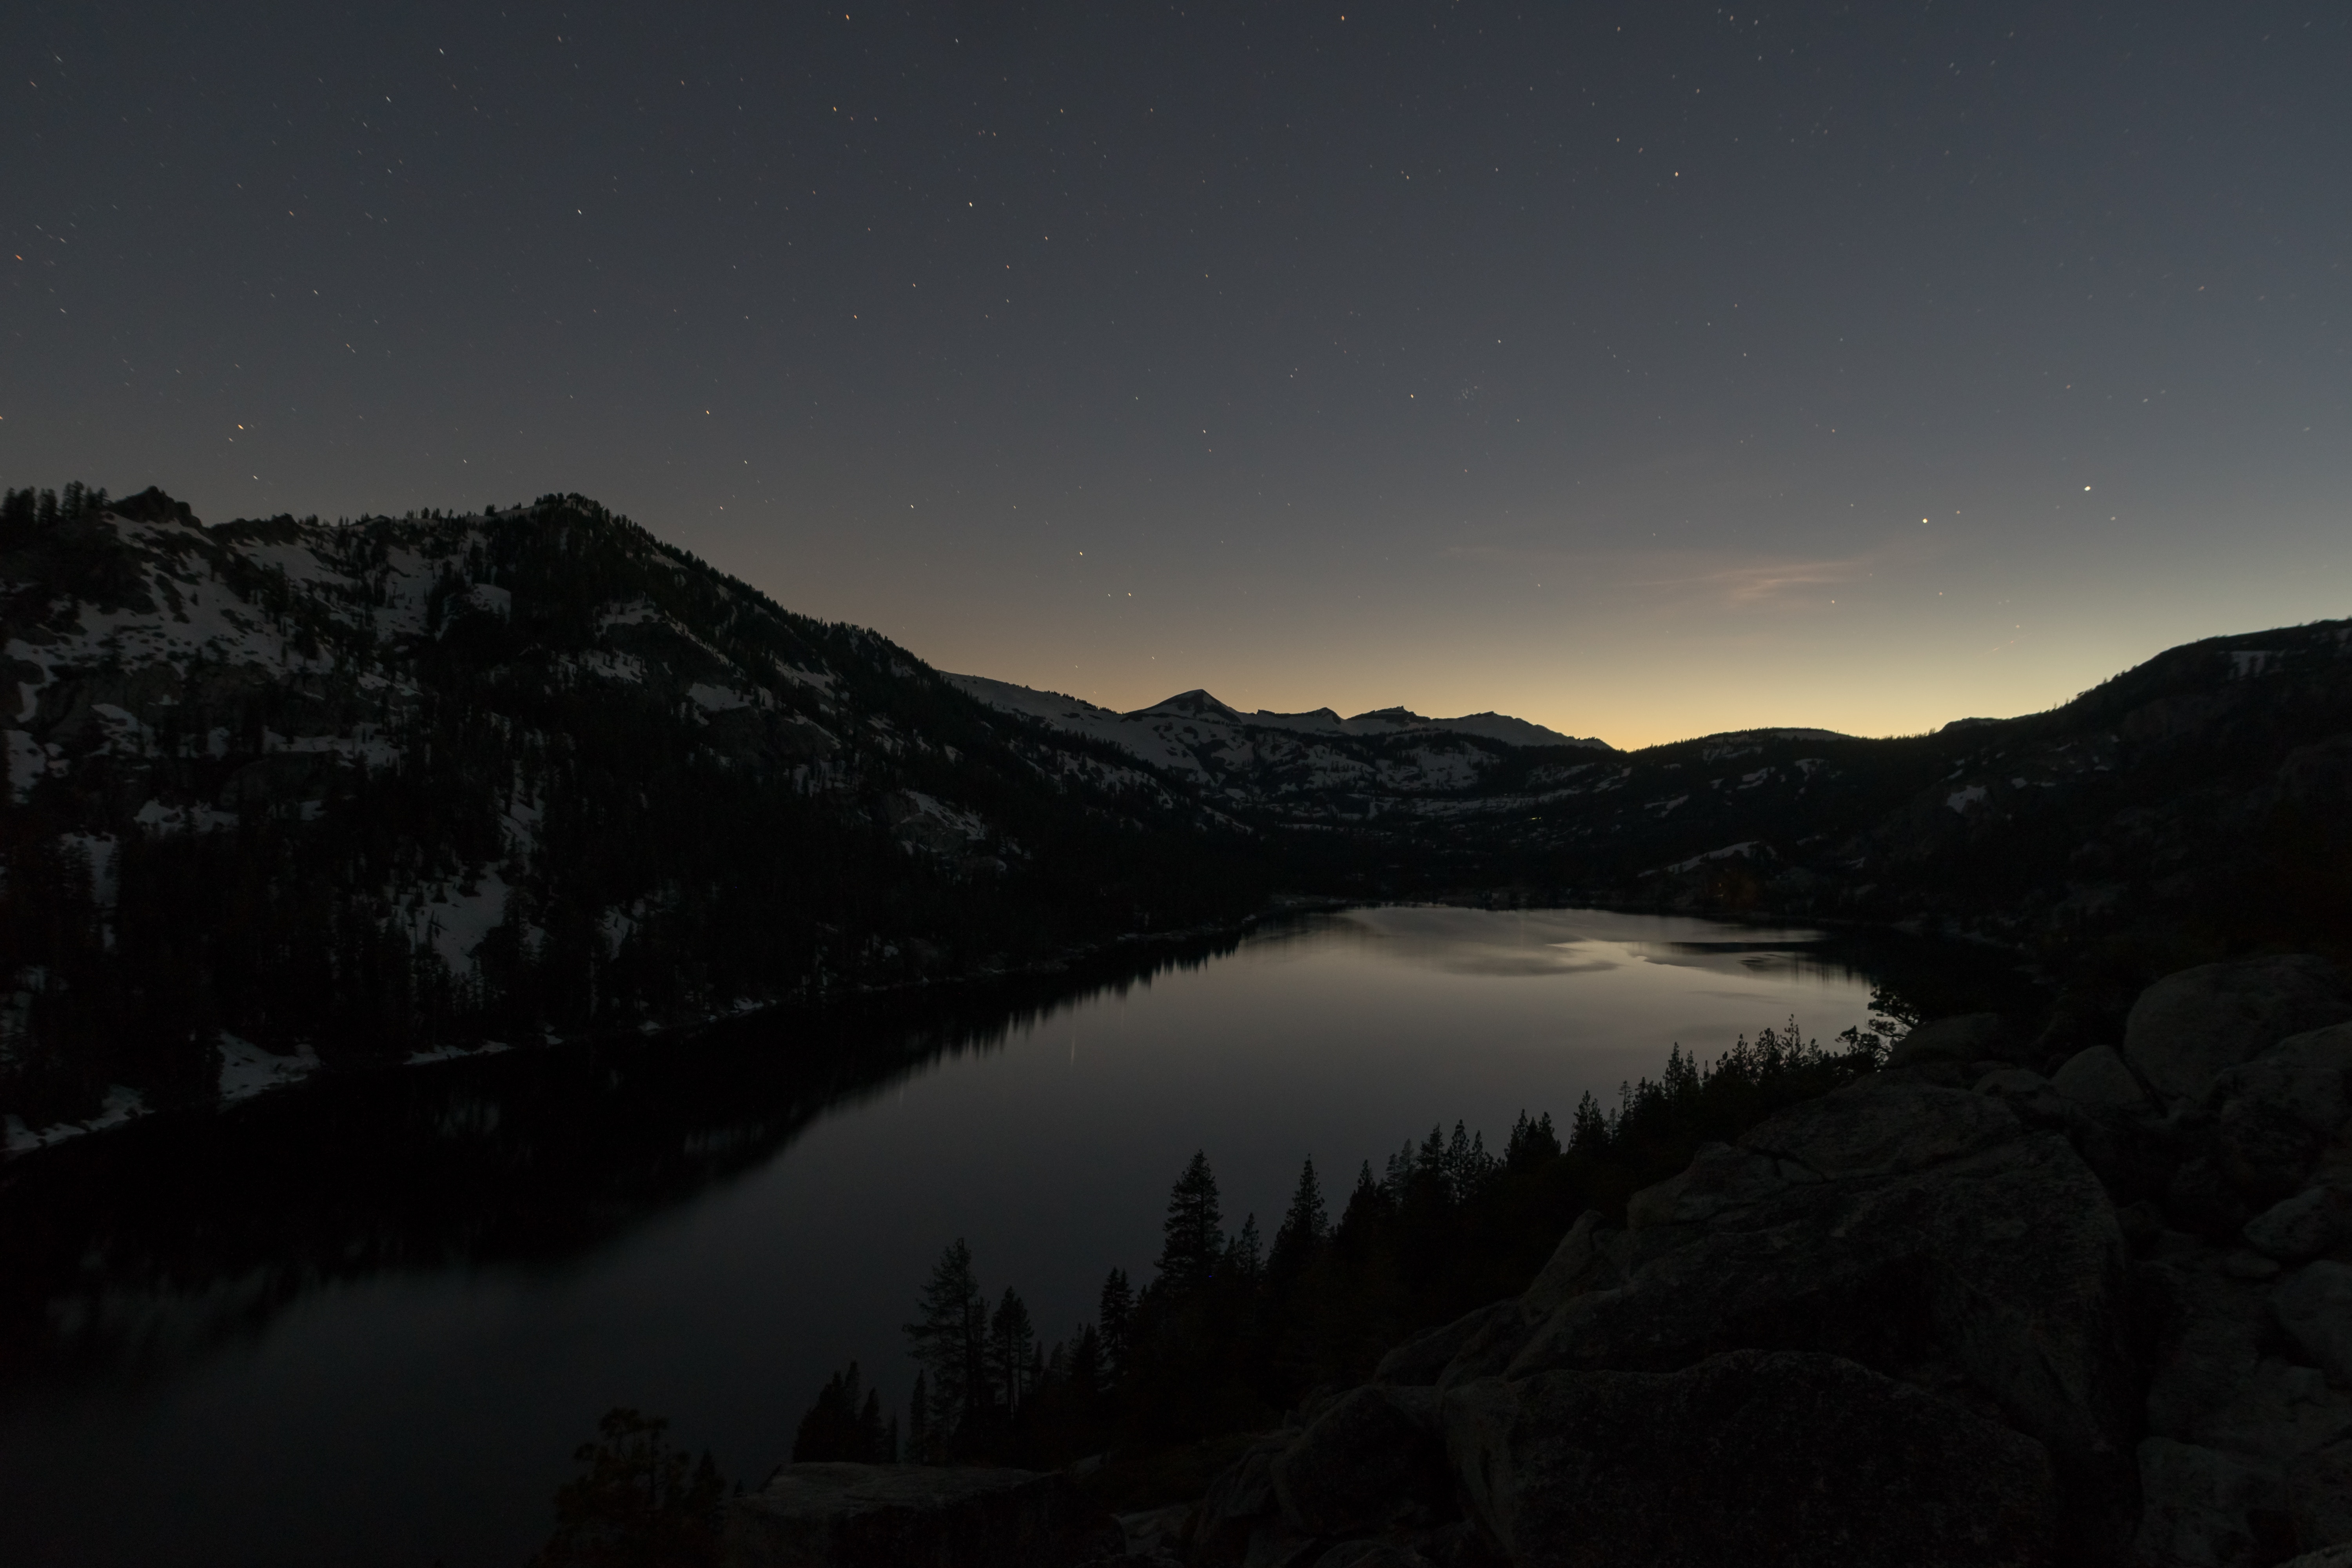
[1134, 689, 1245, 723]
[950, 672, 1618, 771]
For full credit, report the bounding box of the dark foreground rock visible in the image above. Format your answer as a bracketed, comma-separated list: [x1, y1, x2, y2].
[1443, 1349, 2060, 1568]
[720, 1463, 1118, 1568]
[1173, 953, 2352, 1568]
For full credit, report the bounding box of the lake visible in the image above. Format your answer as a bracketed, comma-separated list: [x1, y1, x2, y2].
[0, 906, 1943, 1566]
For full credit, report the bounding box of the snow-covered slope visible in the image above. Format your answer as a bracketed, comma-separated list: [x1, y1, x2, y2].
[946, 674, 1612, 818]
[0, 486, 1259, 1139]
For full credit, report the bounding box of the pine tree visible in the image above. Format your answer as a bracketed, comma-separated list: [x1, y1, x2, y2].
[1068, 1322, 1102, 1397]
[1227, 1213, 1262, 1280]
[1268, 1157, 1327, 1288]
[1570, 1090, 1609, 1154]
[903, 1239, 987, 1442]
[792, 1362, 888, 1462]
[1098, 1268, 1134, 1388]
[989, 1288, 1036, 1417]
[1156, 1150, 1225, 1296]
[1504, 1110, 1560, 1172]
[906, 1371, 931, 1462]
[533, 1407, 724, 1568]
[857, 1384, 890, 1461]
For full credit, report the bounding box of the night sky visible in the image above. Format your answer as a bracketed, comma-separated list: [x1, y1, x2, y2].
[6, 2, 2347, 746]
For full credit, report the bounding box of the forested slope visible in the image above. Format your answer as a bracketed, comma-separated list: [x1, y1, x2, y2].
[0, 485, 1261, 1131]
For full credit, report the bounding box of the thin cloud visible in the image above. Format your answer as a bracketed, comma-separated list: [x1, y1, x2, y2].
[1440, 535, 1936, 612]
[1669, 556, 1877, 606]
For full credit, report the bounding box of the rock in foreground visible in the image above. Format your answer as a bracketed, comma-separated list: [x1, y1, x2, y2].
[1444, 1349, 2060, 1568]
[720, 1463, 1117, 1568]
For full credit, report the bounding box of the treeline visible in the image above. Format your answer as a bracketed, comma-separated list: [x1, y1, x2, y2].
[793, 1016, 1896, 1481]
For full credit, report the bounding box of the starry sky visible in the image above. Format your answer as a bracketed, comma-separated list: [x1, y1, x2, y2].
[5, 2, 2347, 747]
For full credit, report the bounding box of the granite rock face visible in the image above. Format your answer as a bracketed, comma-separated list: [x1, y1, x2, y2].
[720, 1463, 1118, 1568]
[1443, 1350, 2060, 1568]
[2054, 1045, 2151, 1109]
[1270, 1386, 1448, 1538]
[2122, 957, 2352, 1108]
[1503, 1078, 2138, 1518]
[1889, 1011, 2014, 1069]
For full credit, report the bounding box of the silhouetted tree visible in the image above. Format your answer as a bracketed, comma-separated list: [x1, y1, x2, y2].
[903, 1239, 988, 1446]
[905, 1370, 929, 1460]
[1156, 1151, 1224, 1296]
[791, 1361, 893, 1462]
[1098, 1268, 1134, 1389]
[989, 1289, 1036, 1417]
[533, 1407, 723, 1568]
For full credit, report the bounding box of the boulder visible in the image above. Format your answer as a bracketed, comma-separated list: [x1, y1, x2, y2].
[1503, 1081, 2136, 1508]
[2189, 1359, 2352, 1461]
[2169, 1156, 2257, 1241]
[1441, 1350, 2061, 1567]
[2072, 1105, 2180, 1206]
[1891, 1012, 2013, 1068]
[2212, 1025, 2352, 1133]
[1737, 1073, 2024, 1178]
[1270, 1385, 1448, 1537]
[2140, 1252, 2276, 1442]
[1114, 1503, 1192, 1561]
[1374, 1299, 1517, 1387]
[2131, 1438, 2293, 1568]
[2286, 1441, 2352, 1553]
[2123, 957, 2352, 1108]
[720, 1463, 1118, 1568]
[1976, 1067, 2074, 1129]
[1410, 1213, 1625, 1390]
[1189, 1431, 1296, 1568]
[2053, 1045, 2149, 1109]
[2274, 1262, 2352, 1385]
[1515, 1210, 1620, 1319]
[1312, 1545, 1433, 1568]
[2209, 1026, 2352, 1200]
[2280, 1551, 2352, 1568]
[2245, 1187, 2352, 1263]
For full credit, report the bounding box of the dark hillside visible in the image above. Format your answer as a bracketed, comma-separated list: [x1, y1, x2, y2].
[0, 486, 1261, 1130]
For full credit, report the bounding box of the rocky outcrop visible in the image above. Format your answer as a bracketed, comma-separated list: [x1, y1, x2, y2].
[720, 1463, 1118, 1568]
[1444, 1349, 2060, 1567]
[1174, 953, 2352, 1568]
[2123, 959, 2352, 1109]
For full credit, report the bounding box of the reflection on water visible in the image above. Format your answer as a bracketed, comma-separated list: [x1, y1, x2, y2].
[0, 906, 2016, 1567]
[0, 947, 1223, 1397]
[1294, 907, 1859, 984]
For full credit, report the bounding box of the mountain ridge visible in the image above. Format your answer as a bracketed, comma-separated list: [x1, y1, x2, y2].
[0, 485, 1265, 1141]
[5, 481, 2349, 1147]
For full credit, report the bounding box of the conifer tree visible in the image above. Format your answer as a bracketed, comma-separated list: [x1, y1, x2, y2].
[1227, 1213, 1262, 1280]
[906, 1371, 930, 1462]
[534, 1408, 724, 1568]
[1570, 1090, 1609, 1153]
[1503, 1110, 1560, 1172]
[1156, 1151, 1224, 1296]
[1268, 1157, 1327, 1287]
[1097, 1269, 1134, 1388]
[903, 1239, 987, 1441]
[989, 1289, 1036, 1417]
[792, 1361, 890, 1462]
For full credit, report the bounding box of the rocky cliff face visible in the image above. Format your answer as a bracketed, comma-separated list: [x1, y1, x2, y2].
[1120, 955, 2352, 1568]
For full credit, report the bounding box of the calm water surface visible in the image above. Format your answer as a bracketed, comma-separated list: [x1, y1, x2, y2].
[0, 907, 1898, 1566]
